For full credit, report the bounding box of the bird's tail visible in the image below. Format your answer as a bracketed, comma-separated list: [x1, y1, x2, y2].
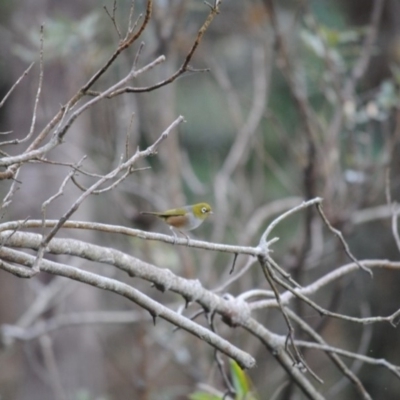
[140, 211, 160, 216]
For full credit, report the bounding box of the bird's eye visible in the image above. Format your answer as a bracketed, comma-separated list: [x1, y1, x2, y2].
[201, 207, 207, 213]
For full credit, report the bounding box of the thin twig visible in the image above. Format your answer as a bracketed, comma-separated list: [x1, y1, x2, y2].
[252, 258, 400, 326]
[27, 25, 45, 144]
[316, 203, 372, 275]
[385, 167, 400, 253]
[41, 115, 182, 248]
[126, 0, 136, 36]
[259, 198, 322, 245]
[104, 0, 122, 39]
[105, 1, 221, 96]
[287, 309, 373, 400]
[229, 253, 238, 274]
[209, 317, 236, 396]
[0, 62, 34, 110]
[259, 256, 323, 384]
[81, 0, 152, 93]
[70, 167, 150, 194]
[0, 56, 167, 168]
[294, 339, 400, 379]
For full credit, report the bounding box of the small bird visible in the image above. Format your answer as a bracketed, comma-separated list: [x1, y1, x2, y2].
[140, 202, 213, 241]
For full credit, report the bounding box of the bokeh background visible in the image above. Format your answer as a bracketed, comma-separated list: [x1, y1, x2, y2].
[1, 0, 400, 399]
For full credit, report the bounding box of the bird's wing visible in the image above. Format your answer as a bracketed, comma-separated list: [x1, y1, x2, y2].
[157, 207, 187, 217]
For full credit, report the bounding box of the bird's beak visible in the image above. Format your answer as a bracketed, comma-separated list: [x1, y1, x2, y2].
[209, 211, 214, 215]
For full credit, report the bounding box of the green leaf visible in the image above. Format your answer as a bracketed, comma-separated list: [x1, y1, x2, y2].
[189, 392, 223, 400]
[229, 360, 259, 400]
[230, 360, 250, 397]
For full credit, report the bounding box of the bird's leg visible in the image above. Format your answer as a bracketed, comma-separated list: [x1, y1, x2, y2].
[170, 227, 178, 245]
[179, 230, 190, 246]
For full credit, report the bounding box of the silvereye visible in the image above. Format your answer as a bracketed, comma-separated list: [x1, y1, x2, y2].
[140, 202, 213, 240]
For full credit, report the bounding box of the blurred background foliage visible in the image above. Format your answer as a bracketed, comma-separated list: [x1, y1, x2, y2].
[1, 0, 400, 399]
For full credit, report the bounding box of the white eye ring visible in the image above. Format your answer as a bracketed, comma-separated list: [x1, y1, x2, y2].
[201, 207, 207, 213]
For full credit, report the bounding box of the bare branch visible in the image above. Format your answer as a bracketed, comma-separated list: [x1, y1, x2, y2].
[0, 246, 255, 369]
[107, 0, 221, 95]
[287, 308, 374, 400]
[252, 259, 400, 326]
[259, 197, 322, 246]
[0, 222, 262, 257]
